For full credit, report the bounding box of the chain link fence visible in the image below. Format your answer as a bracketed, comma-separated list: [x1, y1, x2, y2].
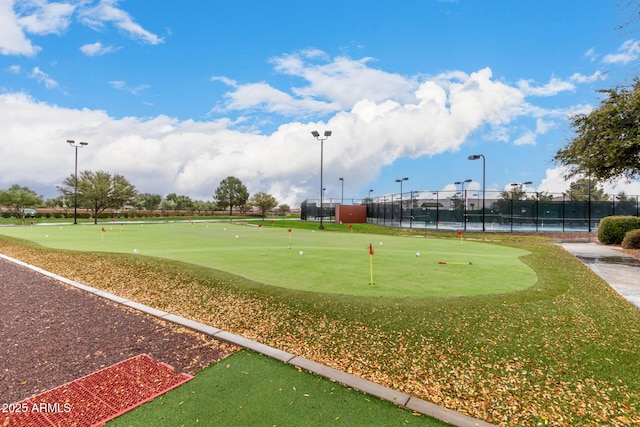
[301, 190, 640, 232]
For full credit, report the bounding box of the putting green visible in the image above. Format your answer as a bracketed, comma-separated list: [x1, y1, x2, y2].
[0, 222, 536, 298]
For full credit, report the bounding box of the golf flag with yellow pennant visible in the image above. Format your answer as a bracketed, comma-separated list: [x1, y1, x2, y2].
[369, 243, 374, 285]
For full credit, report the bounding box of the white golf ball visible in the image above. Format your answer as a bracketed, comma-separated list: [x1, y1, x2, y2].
[45, 235, 49, 238]
[299, 251, 304, 255]
[133, 249, 139, 253]
[235, 235, 239, 238]
[416, 252, 420, 257]
[379, 242, 383, 245]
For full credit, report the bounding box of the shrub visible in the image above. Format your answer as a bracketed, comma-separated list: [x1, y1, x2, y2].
[622, 229, 640, 249]
[598, 216, 640, 245]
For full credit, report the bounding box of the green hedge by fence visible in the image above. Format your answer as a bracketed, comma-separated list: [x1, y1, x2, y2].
[598, 216, 640, 245]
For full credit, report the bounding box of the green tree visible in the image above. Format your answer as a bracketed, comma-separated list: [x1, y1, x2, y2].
[491, 185, 529, 213]
[137, 193, 162, 211]
[250, 192, 278, 219]
[165, 193, 193, 214]
[214, 176, 249, 216]
[554, 79, 640, 182]
[616, 191, 631, 202]
[278, 203, 291, 216]
[59, 171, 137, 224]
[45, 196, 70, 213]
[563, 178, 608, 201]
[0, 185, 43, 216]
[532, 192, 554, 201]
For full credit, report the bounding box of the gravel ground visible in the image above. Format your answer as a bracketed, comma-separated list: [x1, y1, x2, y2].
[0, 257, 237, 405]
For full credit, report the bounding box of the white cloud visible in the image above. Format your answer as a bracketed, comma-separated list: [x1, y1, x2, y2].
[602, 39, 640, 64]
[538, 166, 640, 196]
[78, 0, 163, 45]
[109, 80, 149, 95]
[80, 41, 118, 56]
[0, 59, 539, 204]
[535, 118, 553, 134]
[28, 66, 58, 89]
[584, 47, 597, 62]
[1, 0, 160, 57]
[514, 130, 536, 146]
[517, 76, 575, 96]
[0, 0, 40, 55]
[569, 71, 607, 83]
[16, 0, 75, 35]
[7, 64, 21, 73]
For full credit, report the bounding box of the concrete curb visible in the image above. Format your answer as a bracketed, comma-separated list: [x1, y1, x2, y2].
[0, 253, 496, 427]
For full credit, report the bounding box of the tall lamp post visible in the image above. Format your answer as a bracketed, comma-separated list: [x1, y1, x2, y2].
[339, 177, 344, 205]
[395, 177, 408, 225]
[454, 179, 471, 230]
[67, 140, 88, 225]
[311, 130, 332, 229]
[432, 192, 439, 229]
[468, 154, 485, 231]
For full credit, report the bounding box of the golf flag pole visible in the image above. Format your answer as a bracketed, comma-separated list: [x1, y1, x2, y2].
[288, 228, 292, 248]
[369, 243, 374, 285]
[457, 230, 463, 243]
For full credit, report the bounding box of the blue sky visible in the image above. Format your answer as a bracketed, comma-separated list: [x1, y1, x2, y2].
[2, 0, 640, 205]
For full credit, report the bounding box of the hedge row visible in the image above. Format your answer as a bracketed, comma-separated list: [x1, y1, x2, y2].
[598, 216, 640, 245]
[1, 211, 215, 219]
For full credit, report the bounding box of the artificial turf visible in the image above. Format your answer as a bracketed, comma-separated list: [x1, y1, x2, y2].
[0, 221, 535, 298]
[3, 221, 638, 425]
[106, 350, 450, 427]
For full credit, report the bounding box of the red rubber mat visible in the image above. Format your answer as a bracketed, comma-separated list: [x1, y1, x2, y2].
[2, 354, 193, 427]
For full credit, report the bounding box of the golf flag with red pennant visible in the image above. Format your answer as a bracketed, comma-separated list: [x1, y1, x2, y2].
[457, 230, 463, 243]
[287, 228, 292, 247]
[258, 223, 263, 235]
[369, 243, 374, 285]
[349, 224, 353, 234]
[101, 227, 106, 241]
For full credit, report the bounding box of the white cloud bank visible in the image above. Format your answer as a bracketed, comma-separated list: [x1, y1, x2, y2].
[0, 58, 569, 205]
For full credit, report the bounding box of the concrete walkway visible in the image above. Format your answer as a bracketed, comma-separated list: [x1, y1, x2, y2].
[560, 242, 640, 310]
[0, 253, 494, 427]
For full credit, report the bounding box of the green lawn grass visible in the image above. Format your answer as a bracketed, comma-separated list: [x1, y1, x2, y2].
[2, 222, 639, 426]
[107, 350, 449, 427]
[0, 221, 535, 298]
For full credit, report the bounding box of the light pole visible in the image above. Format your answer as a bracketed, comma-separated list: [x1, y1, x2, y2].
[67, 140, 88, 225]
[432, 192, 439, 229]
[311, 130, 332, 229]
[509, 181, 532, 232]
[339, 177, 344, 205]
[468, 154, 485, 231]
[395, 177, 408, 225]
[587, 175, 592, 232]
[454, 179, 471, 230]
